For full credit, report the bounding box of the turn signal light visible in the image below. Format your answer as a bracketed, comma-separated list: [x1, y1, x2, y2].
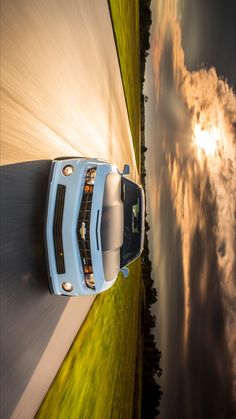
[84, 184, 93, 193]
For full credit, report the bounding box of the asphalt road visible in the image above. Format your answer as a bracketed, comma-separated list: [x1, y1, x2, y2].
[0, 1, 138, 418]
[0, 161, 69, 416]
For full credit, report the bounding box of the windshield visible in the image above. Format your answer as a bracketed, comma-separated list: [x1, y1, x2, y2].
[120, 177, 143, 267]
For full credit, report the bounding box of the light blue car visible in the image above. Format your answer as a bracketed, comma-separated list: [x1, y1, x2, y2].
[45, 157, 145, 296]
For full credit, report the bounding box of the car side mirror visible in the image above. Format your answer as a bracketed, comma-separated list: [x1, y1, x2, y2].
[122, 164, 130, 175]
[120, 266, 129, 278]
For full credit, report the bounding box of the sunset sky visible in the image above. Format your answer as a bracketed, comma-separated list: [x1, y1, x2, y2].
[145, 0, 236, 417]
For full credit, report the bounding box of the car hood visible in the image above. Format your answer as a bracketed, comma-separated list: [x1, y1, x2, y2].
[101, 172, 124, 281]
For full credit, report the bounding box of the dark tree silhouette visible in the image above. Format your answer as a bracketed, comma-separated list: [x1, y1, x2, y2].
[139, 1, 163, 418]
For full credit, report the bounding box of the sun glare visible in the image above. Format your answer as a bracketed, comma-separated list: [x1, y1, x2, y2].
[193, 124, 219, 156]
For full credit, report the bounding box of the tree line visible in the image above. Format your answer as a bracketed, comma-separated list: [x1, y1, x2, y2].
[139, 1, 163, 418]
[141, 220, 163, 418]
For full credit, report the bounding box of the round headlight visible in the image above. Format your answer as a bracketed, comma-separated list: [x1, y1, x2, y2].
[61, 282, 73, 292]
[85, 274, 95, 290]
[62, 165, 74, 176]
[86, 168, 96, 185]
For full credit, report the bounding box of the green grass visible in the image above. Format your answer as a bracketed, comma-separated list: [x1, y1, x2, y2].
[36, 261, 142, 419]
[108, 0, 140, 171]
[133, 274, 145, 418]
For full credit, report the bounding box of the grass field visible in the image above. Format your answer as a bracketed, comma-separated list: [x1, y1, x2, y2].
[36, 261, 142, 419]
[108, 0, 140, 170]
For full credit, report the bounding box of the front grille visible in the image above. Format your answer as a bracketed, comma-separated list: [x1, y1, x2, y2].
[53, 184, 66, 274]
[77, 188, 93, 270]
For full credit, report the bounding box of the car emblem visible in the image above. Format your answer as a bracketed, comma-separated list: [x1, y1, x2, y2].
[80, 222, 87, 240]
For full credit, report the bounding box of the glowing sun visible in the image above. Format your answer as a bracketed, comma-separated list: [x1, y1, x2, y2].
[193, 123, 219, 156]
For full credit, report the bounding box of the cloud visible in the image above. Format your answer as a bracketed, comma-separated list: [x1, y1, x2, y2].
[149, 0, 236, 415]
[186, 207, 236, 418]
[180, 70, 236, 386]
